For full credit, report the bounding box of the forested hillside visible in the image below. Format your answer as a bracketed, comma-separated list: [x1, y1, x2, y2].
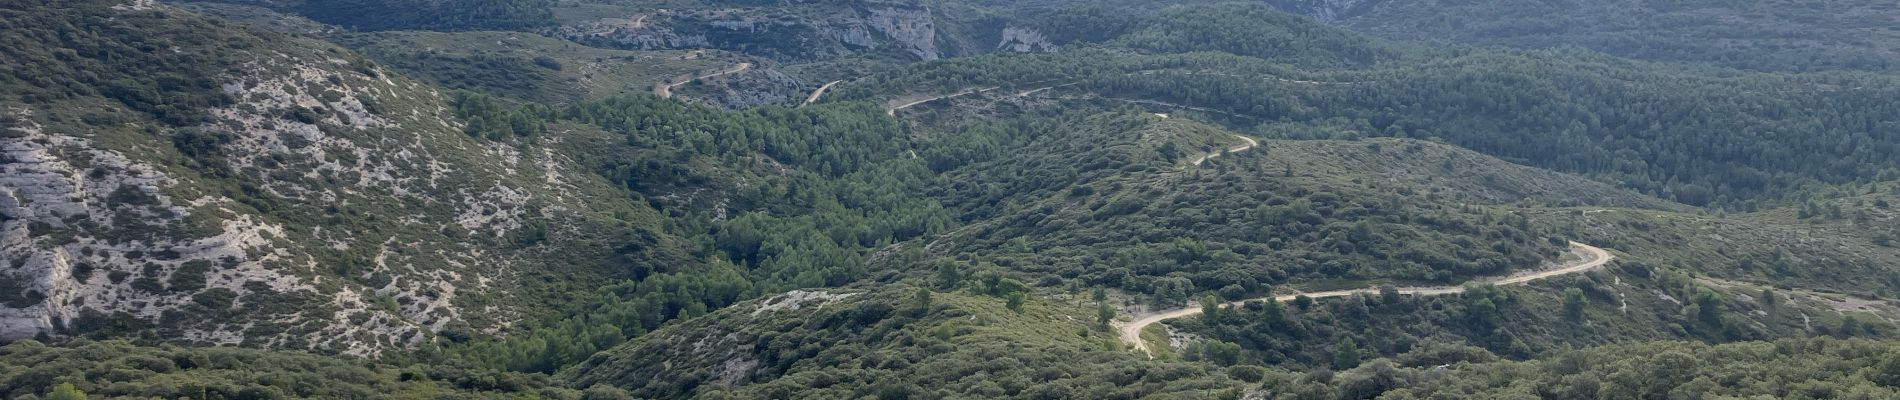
[8, 0, 1900, 399]
[1264, 0, 1900, 72]
[839, 25, 1900, 209]
[563, 287, 1249, 398]
[926, 113, 1571, 297]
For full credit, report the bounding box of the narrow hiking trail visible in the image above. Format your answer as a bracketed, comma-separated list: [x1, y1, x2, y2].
[1116, 241, 1615, 357]
[1189, 135, 1259, 166]
[1696, 276, 1900, 325]
[654, 63, 752, 98]
[1131, 70, 1372, 86]
[1016, 82, 1080, 97]
[1040, 95, 1264, 121]
[803, 80, 844, 105]
[886, 87, 1001, 115]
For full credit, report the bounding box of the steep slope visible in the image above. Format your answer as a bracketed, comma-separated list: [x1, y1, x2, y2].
[0, 0, 688, 355]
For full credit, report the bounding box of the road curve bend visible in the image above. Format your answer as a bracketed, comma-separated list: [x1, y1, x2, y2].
[885, 87, 1001, 115]
[1116, 241, 1614, 358]
[655, 63, 752, 99]
[1189, 135, 1259, 166]
[803, 80, 844, 105]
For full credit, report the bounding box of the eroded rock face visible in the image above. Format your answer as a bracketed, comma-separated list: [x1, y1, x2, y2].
[866, 7, 940, 60]
[997, 26, 1058, 53]
[547, 13, 713, 51]
[0, 3, 601, 354]
[750, 290, 858, 316]
[829, 25, 879, 49]
[0, 111, 315, 346]
[692, 68, 803, 110]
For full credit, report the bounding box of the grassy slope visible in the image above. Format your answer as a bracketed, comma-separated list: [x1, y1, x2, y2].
[562, 286, 1250, 399]
[1551, 190, 1900, 296]
[923, 113, 1623, 293]
[1174, 257, 1900, 366]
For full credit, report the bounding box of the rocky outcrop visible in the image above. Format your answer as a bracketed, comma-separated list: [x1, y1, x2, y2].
[692, 68, 803, 110]
[750, 290, 857, 316]
[545, 12, 712, 50]
[997, 26, 1058, 53]
[828, 25, 879, 49]
[0, 111, 316, 345]
[0, 0, 653, 355]
[0, 9, 508, 354]
[866, 7, 940, 60]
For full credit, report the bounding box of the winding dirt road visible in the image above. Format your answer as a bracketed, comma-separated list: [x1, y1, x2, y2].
[1188, 135, 1259, 166]
[1117, 241, 1615, 357]
[655, 63, 752, 99]
[1016, 82, 1080, 97]
[885, 86, 1001, 115]
[1132, 70, 1370, 86]
[803, 80, 844, 105]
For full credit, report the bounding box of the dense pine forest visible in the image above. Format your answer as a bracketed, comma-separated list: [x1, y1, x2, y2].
[6, 0, 1900, 399]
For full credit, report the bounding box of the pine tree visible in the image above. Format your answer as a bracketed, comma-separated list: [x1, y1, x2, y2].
[1334, 338, 1361, 369]
[912, 287, 933, 316]
[1259, 297, 1287, 332]
[1201, 294, 1222, 320]
[1873, 351, 1900, 387]
[1563, 287, 1587, 321]
[46, 383, 86, 400]
[1293, 295, 1314, 310]
[1838, 316, 1861, 338]
[1379, 285, 1402, 306]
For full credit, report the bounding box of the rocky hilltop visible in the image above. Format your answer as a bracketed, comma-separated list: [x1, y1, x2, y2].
[0, 0, 671, 355]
